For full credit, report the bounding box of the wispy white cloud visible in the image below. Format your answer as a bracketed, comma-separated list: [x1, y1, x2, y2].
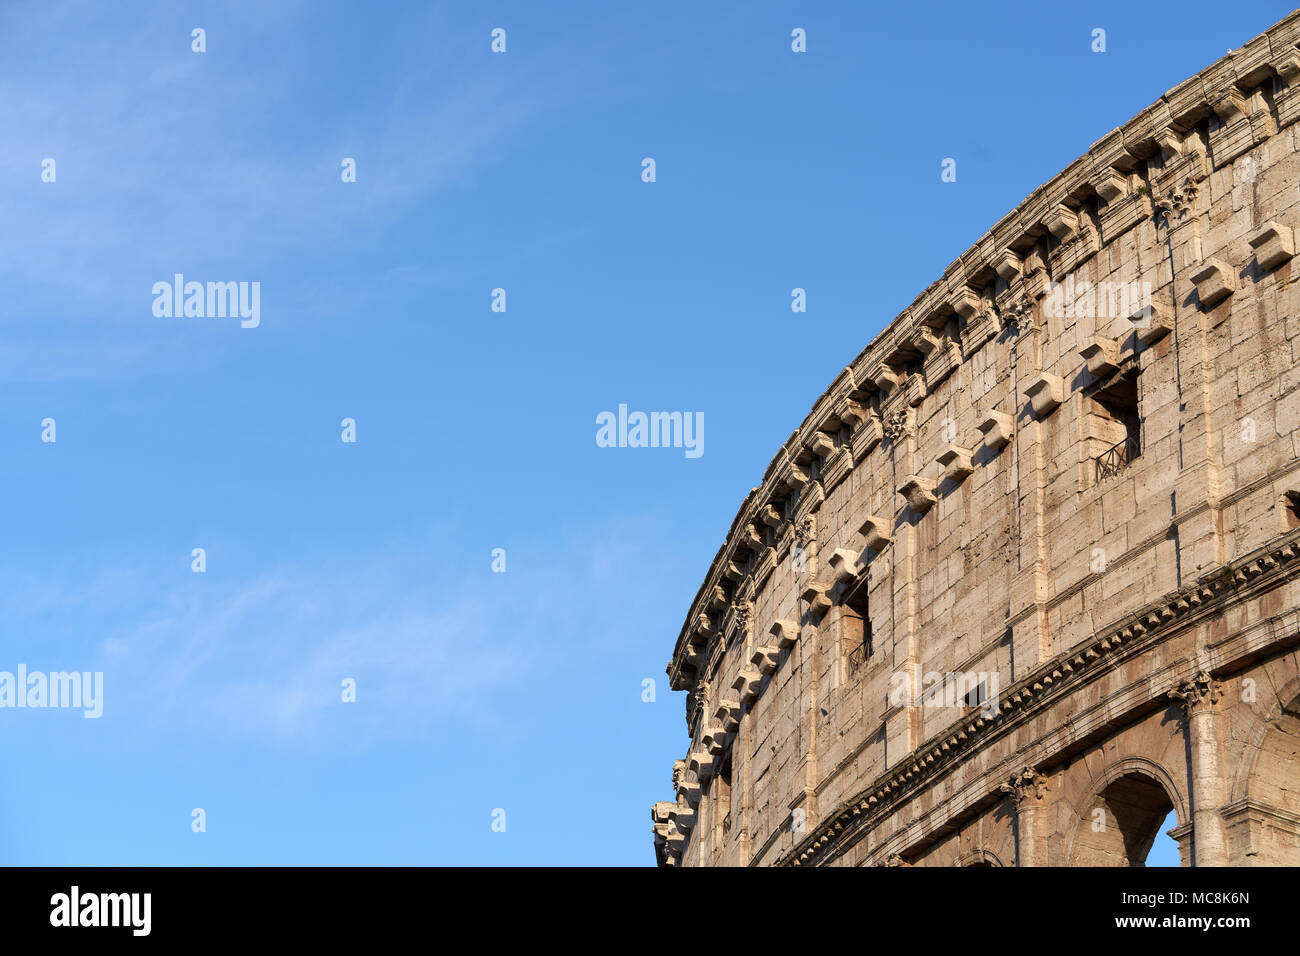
[0, 0, 564, 381]
[83, 564, 542, 746]
[0, 514, 656, 749]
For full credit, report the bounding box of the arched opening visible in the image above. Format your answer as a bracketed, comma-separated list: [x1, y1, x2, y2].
[956, 849, 1002, 867]
[1145, 810, 1181, 866]
[1226, 690, 1300, 864]
[1071, 772, 1177, 866]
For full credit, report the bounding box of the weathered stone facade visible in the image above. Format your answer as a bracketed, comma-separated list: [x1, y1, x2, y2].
[653, 12, 1300, 867]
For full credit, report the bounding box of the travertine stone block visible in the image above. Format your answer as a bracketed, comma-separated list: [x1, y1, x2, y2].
[1155, 126, 1183, 156]
[868, 363, 899, 393]
[840, 399, 872, 428]
[911, 326, 940, 354]
[962, 310, 998, 355]
[782, 461, 810, 492]
[731, 669, 762, 706]
[1092, 167, 1128, 202]
[688, 749, 714, 781]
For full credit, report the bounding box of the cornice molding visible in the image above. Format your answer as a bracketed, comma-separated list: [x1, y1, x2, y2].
[775, 531, 1300, 867]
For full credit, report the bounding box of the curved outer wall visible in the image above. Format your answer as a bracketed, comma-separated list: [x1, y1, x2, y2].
[653, 10, 1300, 867]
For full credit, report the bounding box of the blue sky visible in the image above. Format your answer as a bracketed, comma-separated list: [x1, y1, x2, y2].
[1, 1, 1279, 865]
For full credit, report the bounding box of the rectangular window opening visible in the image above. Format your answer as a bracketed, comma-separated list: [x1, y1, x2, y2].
[843, 583, 873, 675]
[1090, 368, 1142, 482]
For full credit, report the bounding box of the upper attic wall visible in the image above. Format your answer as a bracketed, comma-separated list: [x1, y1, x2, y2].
[667, 10, 1300, 690]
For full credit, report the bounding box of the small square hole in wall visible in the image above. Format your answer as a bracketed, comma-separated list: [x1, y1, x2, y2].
[1285, 491, 1300, 529]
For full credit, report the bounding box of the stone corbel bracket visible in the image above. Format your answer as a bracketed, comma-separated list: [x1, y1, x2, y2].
[701, 723, 728, 755]
[804, 430, 836, 460]
[1080, 335, 1121, 378]
[937, 443, 974, 484]
[750, 643, 782, 676]
[993, 248, 1022, 282]
[801, 581, 832, 618]
[898, 475, 937, 514]
[691, 612, 715, 643]
[858, 513, 893, 552]
[714, 699, 740, 733]
[977, 409, 1013, 452]
[665, 823, 686, 855]
[948, 285, 981, 321]
[688, 747, 715, 782]
[651, 802, 674, 851]
[827, 547, 863, 586]
[1044, 203, 1079, 244]
[722, 559, 744, 584]
[910, 325, 940, 356]
[1131, 301, 1172, 345]
[731, 668, 763, 707]
[1248, 220, 1295, 271]
[770, 618, 799, 650]
[706, 584, 728, 613]
[840, 398, 873, 430]
[779, 460, 811, 495]
[1024, 373, 1065, 418]
[846, 399, 883, 456]
[864, 361, 900, 395]
[1190, 258, 1235, 307]
[669, 803, 695, 833]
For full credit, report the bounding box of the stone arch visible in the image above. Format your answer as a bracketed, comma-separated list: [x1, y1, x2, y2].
[1226, 675, 1300, 802]
[955, 848, 1003, 867]
[1223, 675, 1300, 861]
[1066, 758, 1187, 867]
